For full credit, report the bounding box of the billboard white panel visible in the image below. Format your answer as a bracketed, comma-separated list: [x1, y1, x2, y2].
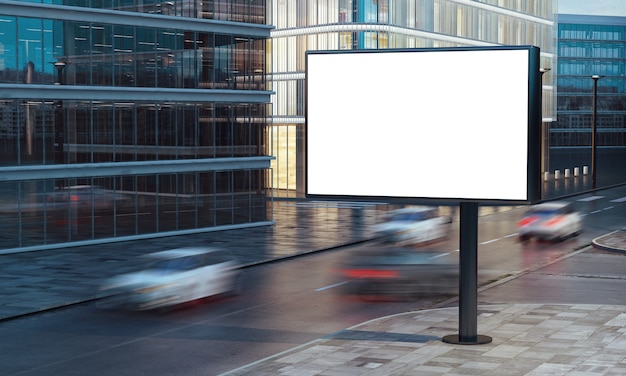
[306, 46, 541, 204]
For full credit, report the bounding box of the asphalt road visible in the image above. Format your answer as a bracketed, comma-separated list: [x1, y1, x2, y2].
[0, 188, 625, 375]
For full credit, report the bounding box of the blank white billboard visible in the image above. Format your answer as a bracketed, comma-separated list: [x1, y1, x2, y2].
[306, 46, 541, 204]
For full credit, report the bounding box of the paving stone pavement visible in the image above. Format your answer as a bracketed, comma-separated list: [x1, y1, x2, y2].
[222, 303, 626, 376]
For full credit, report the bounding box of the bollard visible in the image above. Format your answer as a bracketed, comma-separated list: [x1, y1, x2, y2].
[565, 169, 570, 178]
[583, 166, 588, 175]
[544, 171, 550, 182]
[574, 167, 580, 177]
[554, 170, 561, 179]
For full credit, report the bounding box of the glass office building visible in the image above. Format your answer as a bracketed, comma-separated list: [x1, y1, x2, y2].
[552, 14, 626, 186]
[0, 1, 274, 252]
[269, 0, 557, 196]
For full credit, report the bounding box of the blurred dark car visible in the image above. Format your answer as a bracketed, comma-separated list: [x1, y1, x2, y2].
[46, 185, 121, 213]
[336, 247, 458, 300]
[517, 201, 582, 242]
[0, 185, 124, 215]
[98, 247, 242, 311]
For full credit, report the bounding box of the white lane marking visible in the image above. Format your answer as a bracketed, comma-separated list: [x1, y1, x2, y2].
[316, 281, 348, 292]
[604, 206, 614, 211]
[591, 210, 603, 214]
[504, 233, 519, 238]
[578, 196, 604, 202]
[481, 238, 500, 245]
[428, 252, 450, 259]
[611, 197, 626, 203]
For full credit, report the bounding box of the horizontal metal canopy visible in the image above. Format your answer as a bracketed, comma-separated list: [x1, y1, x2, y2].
[0, 84, 273, 103]
[0, 0, 273, 38]
[0, 157, 274, 182]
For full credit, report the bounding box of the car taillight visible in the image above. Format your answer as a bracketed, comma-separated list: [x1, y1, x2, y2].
[343, 269, 400, 279]
[70, 195, 80, 202]
[518, 216, 538, 227]
[544, 216, 564, 226]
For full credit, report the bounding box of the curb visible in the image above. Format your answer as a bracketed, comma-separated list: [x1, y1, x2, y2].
[0, 297, 101, 323]
[592, 228, 626, 253]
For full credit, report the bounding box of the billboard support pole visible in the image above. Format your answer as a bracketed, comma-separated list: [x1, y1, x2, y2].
[443, 201, 492, 345]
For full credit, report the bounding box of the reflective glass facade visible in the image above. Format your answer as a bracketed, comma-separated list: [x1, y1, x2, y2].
[268, 0, 557, 196]
[0, 1, 273, 252]
[550, 14, 626, 187]
[555, 15, 626, 148]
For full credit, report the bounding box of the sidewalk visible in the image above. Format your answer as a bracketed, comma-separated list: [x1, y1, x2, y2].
[0, 201, 625, 375]
[223, 303, 626, 375]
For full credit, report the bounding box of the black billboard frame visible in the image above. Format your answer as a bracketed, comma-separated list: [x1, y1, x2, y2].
[305, 45, 543, 345]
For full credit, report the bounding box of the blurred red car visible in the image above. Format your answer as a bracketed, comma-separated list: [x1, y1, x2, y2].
[0, 185, 123, 215]
[45, 185, 123, 213]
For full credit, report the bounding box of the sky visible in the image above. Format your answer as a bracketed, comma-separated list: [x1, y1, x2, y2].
[559, 0, 626, 16]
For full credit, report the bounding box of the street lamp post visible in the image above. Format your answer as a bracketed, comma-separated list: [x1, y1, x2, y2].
[591, 75, 603, 190]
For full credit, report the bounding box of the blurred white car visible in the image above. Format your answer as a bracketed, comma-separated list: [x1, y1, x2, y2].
[98, 247, 242, 311]
[518, 201, 582, 242]
[371, 206, 452, 245]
